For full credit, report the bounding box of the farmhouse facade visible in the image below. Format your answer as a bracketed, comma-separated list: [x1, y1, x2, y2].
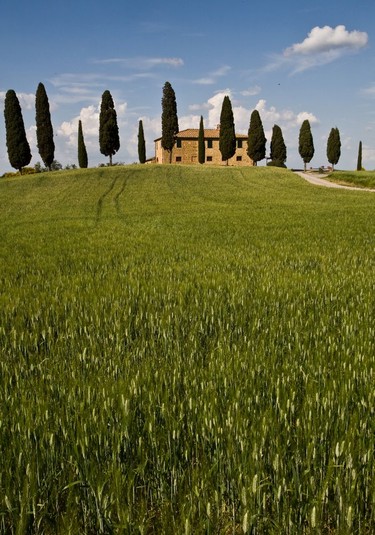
[154, 126, 253, 166]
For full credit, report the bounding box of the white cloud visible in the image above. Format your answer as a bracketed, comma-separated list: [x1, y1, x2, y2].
[179, 114, 202, 130]
[185, 94, 319, 140]
[232, 105, 251, 132]
[137, 116, 160, 141]
[0, 91, 35, 110]
[188, 103, 207, 111]
[285, 25, 368, 56]
[58, 105, 100, 142]
[55, 99, 159, 165]
[117, 103, 128, 117]
[26, 125, 37, 160]
[361, 145, 375, 164]
[255, 99, 319, 128]
[265, 25, 368, 74]
[56, 99, 130, 164]
[206, 90, 232, 127]
[184, 90, 250, 133]
[295, 111, 319, 126]
[18, 93, 35, 110]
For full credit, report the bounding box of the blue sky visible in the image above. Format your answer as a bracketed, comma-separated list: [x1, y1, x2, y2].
[1, 0, 375, 172]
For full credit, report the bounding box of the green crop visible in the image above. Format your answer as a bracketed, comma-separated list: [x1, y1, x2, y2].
[327, 170, 375, 189]
[0, 165, 374, 533]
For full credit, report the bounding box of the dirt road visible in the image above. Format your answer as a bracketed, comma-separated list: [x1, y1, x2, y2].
[294, 171, 375, 192]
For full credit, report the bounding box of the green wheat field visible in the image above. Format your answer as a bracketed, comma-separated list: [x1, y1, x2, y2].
[0, 165, 374, 534]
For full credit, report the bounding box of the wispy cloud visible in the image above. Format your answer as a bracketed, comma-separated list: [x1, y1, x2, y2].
[138, 21, 170, 34]
[50, 72, 154, 88]
[363, 145, 375, 162]
[265, 25, 368, 74]
[193, 77, 216, 86]
[92, 57, 184, 69]
[240, 85, 261, 97]
[211, 65, 231, 77]
[48, 72, 155, 106]
[362, 84, 375, 97]
[192, 65, 231, 85]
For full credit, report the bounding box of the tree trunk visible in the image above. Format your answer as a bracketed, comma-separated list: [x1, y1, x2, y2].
[109, 154, 113, 166]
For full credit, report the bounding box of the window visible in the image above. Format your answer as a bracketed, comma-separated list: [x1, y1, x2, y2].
[237, 139, 243, 149]
[236, 156, 242, 161]
[176, 156, 182, 162]
[207, 139, 213, 149]
[176, 139, 182, 148]
[207, 156, 213, 162]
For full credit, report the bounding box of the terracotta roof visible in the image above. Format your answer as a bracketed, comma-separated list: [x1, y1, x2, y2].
[177, 128, 247, 139]
[155, 128, 248, 141]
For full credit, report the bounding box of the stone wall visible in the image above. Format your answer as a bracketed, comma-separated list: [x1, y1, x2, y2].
[155, 134, 253, 166]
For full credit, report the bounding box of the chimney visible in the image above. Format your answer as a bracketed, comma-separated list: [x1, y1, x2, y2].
[216, 124, 220, 130]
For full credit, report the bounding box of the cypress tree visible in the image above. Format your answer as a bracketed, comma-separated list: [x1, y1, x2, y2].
[35, 82, 55, 170]
[327, 127, 341, 171]
[298, 119, 314, 171]
[4, 89, 32, 174]
[357, 141, 363, 171]
[270, 124, 287, 167]
[161, 81, 179, 163]
[78, 120, 88, 168]
[138, 120, 146, 164]
[219, 96, 236, 165]
[247, 110, 267, 166]
[198, 116, 205, 164]
[99, 90, 120, 165]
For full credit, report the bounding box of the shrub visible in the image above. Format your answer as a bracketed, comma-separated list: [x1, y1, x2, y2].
[2, 167, 35, 178]
[267, 160, 287, 168]
[22, 167, 36, 175]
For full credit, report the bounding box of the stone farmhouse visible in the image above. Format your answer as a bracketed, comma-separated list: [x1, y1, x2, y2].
[154, 126, 253, 166]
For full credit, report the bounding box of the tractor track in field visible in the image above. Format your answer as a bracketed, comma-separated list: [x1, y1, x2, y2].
[95, 173, 135, 225]
[114, 176, 129, 222]
[95, 176, 118, 224]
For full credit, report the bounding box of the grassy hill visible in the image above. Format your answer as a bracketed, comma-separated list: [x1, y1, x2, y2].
[0, 165, 374, 534]
[326, 169, 375, 189]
